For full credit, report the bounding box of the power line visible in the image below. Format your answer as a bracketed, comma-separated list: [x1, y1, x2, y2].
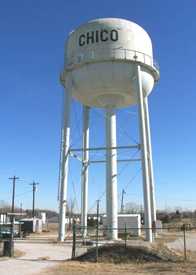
[73, 166, 141, 215]
[93, 108, 139, 145]
[124, 167, 142, 191]
[71, 181, 80, 213]
[64, 107, 141, 215]
[17, 178, 33, 185]
[88, 150, 141, 213]
[123, 109, 137, 116]
[15, 190, 32, 198]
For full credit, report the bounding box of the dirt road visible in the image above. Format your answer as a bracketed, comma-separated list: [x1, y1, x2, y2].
[167, 231, 196, 252]
[0, 241, 72, 275]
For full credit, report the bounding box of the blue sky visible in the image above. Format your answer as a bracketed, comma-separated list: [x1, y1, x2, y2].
[0, 0, 196, 212]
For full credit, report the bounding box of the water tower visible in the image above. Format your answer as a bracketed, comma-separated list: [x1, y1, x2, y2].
[59, 18, 159, 242]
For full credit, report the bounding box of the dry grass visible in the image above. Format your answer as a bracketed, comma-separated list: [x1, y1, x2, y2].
[14, 249, 25, 258]
[38, 221, 196, 274]
[38, 256, 50, 261]
[47, 223, 58, 232]
[0, 249, 25, 259]
[43, 260, 196, 275]
[41, 242, 196, 275]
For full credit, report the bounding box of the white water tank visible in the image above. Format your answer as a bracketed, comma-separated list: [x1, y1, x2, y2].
[61, 18, 159, 108]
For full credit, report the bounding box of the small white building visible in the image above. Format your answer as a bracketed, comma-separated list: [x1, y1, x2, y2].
[155, 220, 162, 233]
[0, 214, 7, 224]
[102, 214, 141, 236]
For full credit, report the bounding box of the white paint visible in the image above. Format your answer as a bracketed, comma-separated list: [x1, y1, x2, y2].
[0, 214, 6, 224]
[58, 88, 72, 242]
[35, 218, 42, 233]
[60, 18, 159, 243]
[102, 214, 141, 236]
[81, 106, 90, 237]
[105, 108, 118, 240]
[144, 97, 156, 224]
[41, 212, 46, 225]
[155, 220, 162, 233]
[61, 18, 159, 108]
[136, 65, 152, 242]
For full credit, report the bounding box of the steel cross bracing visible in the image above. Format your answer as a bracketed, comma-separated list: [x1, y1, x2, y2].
[68, 144, 141, 164]
[59, 70, 157, 243]
[69, 144, 140, 152]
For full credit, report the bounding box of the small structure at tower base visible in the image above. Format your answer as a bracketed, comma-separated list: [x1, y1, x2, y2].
[102, 214, 141, 237]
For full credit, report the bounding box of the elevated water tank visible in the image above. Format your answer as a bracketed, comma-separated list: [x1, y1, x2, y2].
[61, 18, 159, 108]
[58, 18, 160, 243]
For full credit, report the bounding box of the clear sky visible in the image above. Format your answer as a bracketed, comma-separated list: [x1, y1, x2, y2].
[0, 0, 196, 212]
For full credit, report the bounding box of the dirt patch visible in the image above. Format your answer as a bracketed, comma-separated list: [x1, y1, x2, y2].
[0, 241, 72, 275]
[75, 244, 180, 263]
[14, 249, 25, 258]
[0, 248, 25, 259]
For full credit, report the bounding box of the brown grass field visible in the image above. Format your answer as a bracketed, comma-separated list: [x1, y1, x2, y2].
[42, 222, 196, 275]
[43, 260, 196, 275]
[37, 224, 196, 275]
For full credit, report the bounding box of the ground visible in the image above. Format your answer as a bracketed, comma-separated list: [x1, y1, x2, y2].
[167, 231, 196, 252]
[0, 224, 196, 275]
[0, 241, 72, 275]
[42, 261, 196, 275]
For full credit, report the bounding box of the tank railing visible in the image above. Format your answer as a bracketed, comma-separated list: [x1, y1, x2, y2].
[115, 48, 159, 72]
[153, 59, 159, 71]
[66, 48, 159, 72]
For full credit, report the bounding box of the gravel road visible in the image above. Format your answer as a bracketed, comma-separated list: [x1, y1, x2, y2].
[0, 241, 72, 275]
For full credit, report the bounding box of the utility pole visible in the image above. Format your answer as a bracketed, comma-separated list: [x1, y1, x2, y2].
[69, 199, 74, 230]
[30, 182, 39, 218]
[121, 189, 126, 213]
[8, 176, 19, 257]
[9, 176, 19, 213]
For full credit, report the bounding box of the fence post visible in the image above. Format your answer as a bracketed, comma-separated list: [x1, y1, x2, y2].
[152, 220, 156, 240]
[96, 200, 100, 262]
[72, 220, 76, 259]
[9, 216, 14, 257]
[124, 223, 127, 249]
[96, 224, 99, 262]
[182, 224, 187, 261]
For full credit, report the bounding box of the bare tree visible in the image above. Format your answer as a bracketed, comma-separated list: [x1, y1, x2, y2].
[124, 202, 142, 214]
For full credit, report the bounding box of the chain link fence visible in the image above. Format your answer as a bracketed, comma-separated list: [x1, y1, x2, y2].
[71, 222, 196, 262]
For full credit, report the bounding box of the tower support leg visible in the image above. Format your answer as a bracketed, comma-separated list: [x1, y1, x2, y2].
[81, 106, 90, 238]
[144, 97, 157, 227]
[58, 89, 71, 242]
[136, 65, 153, 242]
[105, 108, 118, 240]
